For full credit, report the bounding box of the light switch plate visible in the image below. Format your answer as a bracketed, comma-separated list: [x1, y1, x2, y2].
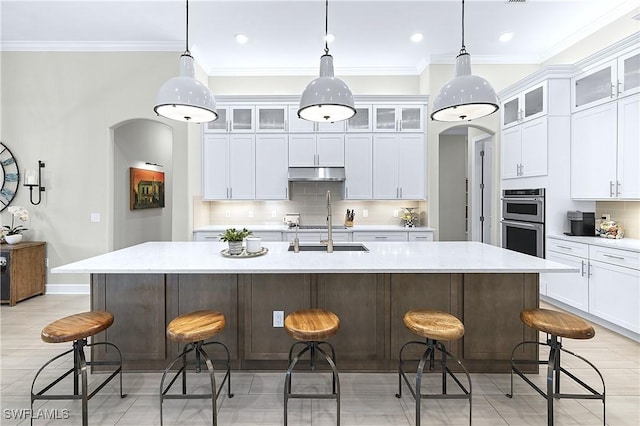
[90, 213, 101, 223]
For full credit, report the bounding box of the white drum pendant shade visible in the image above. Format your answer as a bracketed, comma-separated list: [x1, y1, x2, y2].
[431, 53, 498, 122]
[298, 54, 356, 123]
[154, 54, 218, 123]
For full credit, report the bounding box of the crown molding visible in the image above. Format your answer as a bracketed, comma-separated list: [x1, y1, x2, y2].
[205, 66, 423, 77]
[0, 41, 183, 52]
[429, 53, 541, 65]
[497, 64, 574, 99]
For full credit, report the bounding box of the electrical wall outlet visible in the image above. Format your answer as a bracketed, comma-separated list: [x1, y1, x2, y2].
[90, 213, 100, 223]
[271, 210, 277, 218]
[393, 210, 399, 218]
[363, 209, 369, 218]
[225, 210, 231, 218]
[248, 211, 254, 218]
[273, 311, 284, 328]
[603, 213, 611, 221]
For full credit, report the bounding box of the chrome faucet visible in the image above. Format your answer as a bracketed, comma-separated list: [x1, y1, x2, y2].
[320, 190, 334, 253]
[291, 223, 300, 253]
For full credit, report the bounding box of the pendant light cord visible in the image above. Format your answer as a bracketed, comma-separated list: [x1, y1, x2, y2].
[324, 0, 329, 55]
[184, 0, 190, 55]
[460, 0, 467, 55]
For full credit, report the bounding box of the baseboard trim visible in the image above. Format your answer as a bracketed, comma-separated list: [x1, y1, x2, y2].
[45, 283, 90, 295]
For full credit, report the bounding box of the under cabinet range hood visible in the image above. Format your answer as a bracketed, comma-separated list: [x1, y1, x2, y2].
[287, 167, 346, 182]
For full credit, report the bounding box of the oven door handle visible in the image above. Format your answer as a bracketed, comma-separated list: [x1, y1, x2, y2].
[501, 197, 543, 202]
[501, 220, 541, 229]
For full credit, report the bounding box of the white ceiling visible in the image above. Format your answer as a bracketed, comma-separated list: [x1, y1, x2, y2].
[2, 0, 638, 76]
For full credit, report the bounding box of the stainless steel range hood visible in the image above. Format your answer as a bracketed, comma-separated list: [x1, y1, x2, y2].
[287, 167, 345, 182]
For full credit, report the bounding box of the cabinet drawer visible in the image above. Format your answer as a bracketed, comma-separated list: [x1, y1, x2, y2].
[546, 239, 588, 258]
[409, 232, 433, 242]
[193, 231, 220, 241]
[250, 231, 283, 242]
[353, 232, 408, 242]
[589, 245, 640, 270]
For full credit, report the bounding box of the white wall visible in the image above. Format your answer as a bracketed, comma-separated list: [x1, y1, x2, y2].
[113, 119, 173, 249]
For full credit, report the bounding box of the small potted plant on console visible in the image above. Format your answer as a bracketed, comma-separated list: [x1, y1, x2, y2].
[220, 227, 252, 255]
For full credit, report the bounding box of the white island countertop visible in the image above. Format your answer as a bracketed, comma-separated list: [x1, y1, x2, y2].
[53, 241, 577, 274]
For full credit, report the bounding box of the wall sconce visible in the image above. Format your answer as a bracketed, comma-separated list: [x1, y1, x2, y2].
[23, 161, 45, 205]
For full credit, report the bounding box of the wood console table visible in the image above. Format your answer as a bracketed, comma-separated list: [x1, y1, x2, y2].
[1, 241, 46, 306]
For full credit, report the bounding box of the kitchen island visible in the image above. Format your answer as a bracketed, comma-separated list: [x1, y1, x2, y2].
[53, 241, 575, 373]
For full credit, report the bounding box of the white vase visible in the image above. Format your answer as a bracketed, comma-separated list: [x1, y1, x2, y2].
[228, 241, 243, 255]
[4, 234, 23, 244]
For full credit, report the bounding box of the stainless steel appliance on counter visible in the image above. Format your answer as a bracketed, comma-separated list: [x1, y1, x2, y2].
[501, 188, 545, 258]
[565, 211, 596, 236]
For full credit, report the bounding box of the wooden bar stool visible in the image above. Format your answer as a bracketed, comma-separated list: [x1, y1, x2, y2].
[159, 310, 232, 426]
[31, 311, 125, 426]
[395, 309, 472, 426]
[507, 308, 605, 426]
[284, 308, 340, 426]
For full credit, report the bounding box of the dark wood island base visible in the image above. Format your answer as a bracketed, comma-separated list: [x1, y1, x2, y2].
[90, 272, 539, 373]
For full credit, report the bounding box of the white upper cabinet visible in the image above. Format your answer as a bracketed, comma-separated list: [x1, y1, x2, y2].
[255, 134, 289, 200]
[287, 105, 345, 133]
[202, 134, 255, 200]
[288, 134, 344, 167]
[344, 134, 373, 199]
[373, 105, 423, 132]
[373, 134, 425, 200]
[256, 105, 287, 132]
[501, 82, 546, 129]
[501, 117, 548, 179]
[346, 106, 373, 132]
[572, 47, 640, 113]
[617, 94, 640, 199]
[204, 105, 255, 133]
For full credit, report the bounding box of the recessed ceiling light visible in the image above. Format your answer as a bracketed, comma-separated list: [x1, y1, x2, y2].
[499, 32, 514, 42]
[234, 33, 249, 44]
[324, 33, 335, 44]
[410, 33, 424, 43]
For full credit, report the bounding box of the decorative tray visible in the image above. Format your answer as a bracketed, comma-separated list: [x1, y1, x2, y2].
[220, 247, 268, 258]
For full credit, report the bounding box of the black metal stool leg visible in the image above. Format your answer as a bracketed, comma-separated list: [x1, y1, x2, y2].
[414, 344, 431, 426]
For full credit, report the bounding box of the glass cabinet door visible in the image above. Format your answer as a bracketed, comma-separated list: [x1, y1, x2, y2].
[573, 61, 615, 112]
[619, 51, 640, 97]
[204, 106, 229, 132]
[231, 107, 255, 132]
[374, 106, 397, 131]
[502, 97, 520, 128]
[347, 106, 372, 132]
[256, 106, 285, 132]
[523, 84, 545, 119]
[399, 106, 422, 131]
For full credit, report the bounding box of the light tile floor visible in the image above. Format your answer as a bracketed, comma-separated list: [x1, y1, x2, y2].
[1, 295, 638, 425]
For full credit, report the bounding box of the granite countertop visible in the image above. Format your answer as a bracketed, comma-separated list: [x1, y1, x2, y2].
[548, 234, 640, 253]
[194, 224, 436, 233]
[52, 241, 576, 274]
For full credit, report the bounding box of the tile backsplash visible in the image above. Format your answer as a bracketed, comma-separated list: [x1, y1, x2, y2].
[596, 201, 639, 239]
[194, 182, 428, 229]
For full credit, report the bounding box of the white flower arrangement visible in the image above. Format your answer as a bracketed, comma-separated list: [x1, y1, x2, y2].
[2, 206, 29, 235]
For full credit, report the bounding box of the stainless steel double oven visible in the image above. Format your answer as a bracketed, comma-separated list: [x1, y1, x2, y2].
[501, 188, 545, 258]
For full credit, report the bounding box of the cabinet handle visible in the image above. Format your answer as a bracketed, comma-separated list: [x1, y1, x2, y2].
[556, 245, 573, 250]
[520, 163, 524, 176]
[229, 187, 233, 199]
[374, 236, 388, 239]
[580, 260, 585, 277]
[616, 180, 621, 197]
[603, 253, 626, 261]
[345, 187, 349, 198]
[610, 83, 616, 99]
[400, 187, 403, 198]
[617, 81, 622, 96]
[588, 262, 592, 277]
[285, 186, 288, 198]
[609, 181, 614, 197]
[414, 236, 429, 239]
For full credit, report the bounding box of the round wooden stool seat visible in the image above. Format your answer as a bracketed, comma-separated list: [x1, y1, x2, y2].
[403, 309, 465, 341]
[166, 310, 226, 343]
[520, 308, 595, 339]
[284, 309, 340, 341]
[41, 311, 114, 344]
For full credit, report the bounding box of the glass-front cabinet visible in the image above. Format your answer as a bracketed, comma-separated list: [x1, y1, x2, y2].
[572, 48, 640, 112]
[256, 105, 287, 132]
[373, 105, 423, 132]
[346, 106, 372, 132]
[501, 82, 546, 128]
[204, 105, 255, 133]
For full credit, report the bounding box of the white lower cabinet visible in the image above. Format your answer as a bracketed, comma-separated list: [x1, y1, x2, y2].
[193, 230, 282, 242]
[545, 237, 640, 335]
[408, 231, 434, 242]
[352, 231, 408, 242]
[284, 232, 351, 243]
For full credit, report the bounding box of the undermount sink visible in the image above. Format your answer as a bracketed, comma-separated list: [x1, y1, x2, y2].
[287, 244, 369, 252]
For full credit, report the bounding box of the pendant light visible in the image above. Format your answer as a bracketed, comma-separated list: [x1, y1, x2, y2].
[154, 0, 217, 123]
[431, 0, 499, 122]
[297, 0, 356, 123]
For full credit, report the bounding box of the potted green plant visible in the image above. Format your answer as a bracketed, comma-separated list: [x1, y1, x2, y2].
[220, 227, 252, 255]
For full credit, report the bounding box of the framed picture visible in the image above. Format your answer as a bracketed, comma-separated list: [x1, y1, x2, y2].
[130, 167, 165, 210]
